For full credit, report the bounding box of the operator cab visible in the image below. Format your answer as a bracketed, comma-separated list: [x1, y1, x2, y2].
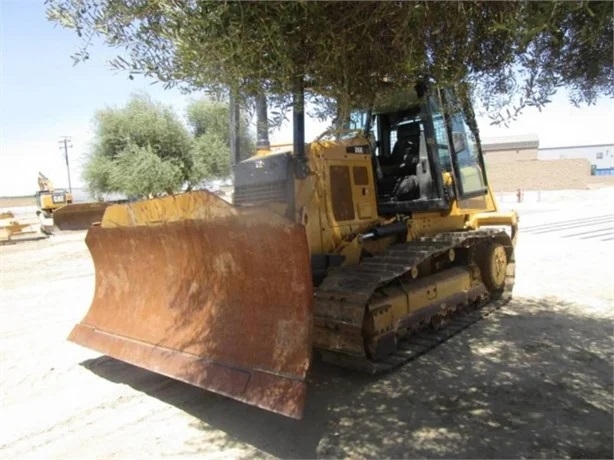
[346, 80, 490, 214]
[371, 109, 435, 206]
[233, 78, 492, 221]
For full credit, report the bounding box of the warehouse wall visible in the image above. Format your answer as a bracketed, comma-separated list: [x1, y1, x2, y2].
[483, 148, 538, 164]
[485, 158, 592, 192]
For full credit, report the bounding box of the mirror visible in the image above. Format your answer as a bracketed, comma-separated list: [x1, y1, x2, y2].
[451, 132, 466, 153]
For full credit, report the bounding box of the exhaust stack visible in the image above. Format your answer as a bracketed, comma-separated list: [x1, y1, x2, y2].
[229, 90, 240, 166]
[293, 78, 309, 179]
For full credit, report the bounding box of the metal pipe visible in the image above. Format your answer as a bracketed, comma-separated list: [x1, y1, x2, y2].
[361, 221, 408, 240]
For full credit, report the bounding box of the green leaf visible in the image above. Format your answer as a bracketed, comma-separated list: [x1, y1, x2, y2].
[47, 0, 613, 129]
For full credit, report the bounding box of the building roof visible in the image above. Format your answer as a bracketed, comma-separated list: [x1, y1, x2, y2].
[481, 133, 539, 152]
[539, 143, 614, 151]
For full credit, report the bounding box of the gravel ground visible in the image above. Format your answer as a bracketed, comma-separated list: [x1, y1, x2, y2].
[0, 189, 612, 459]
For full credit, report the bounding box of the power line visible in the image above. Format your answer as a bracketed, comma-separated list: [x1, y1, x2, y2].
[58, 136, 73, 194]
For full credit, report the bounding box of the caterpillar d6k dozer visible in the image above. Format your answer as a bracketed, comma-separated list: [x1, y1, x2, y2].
[68, 77, 518, 419]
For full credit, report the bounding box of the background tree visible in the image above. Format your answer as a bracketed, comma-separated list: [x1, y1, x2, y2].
[83, 94, 191, 198]
[83, 93, 254, 198]
[186, 99, 255, 184]
[46, 1, 612, 127]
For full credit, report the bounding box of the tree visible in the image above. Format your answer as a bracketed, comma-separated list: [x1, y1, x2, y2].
[83, 93, 191, 198]
[46, 1, 612, 127]
[186, 99, 254, 170]
[83, 93, 252, 198]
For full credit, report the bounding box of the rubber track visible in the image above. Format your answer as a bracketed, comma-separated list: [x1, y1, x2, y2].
[315, 228, 516, 374]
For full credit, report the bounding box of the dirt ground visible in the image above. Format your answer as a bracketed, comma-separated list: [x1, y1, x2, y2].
[0, 196, 37, 208]
[1, 189, 612, 459]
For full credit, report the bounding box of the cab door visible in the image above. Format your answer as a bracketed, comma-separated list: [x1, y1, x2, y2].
[439, 89, 494, 212]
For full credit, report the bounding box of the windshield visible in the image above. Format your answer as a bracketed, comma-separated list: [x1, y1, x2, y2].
[346, 111, 369, 131]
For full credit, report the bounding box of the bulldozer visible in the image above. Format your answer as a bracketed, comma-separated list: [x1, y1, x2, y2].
[68, 77, 518, 419]
[35, 172, 112, 232]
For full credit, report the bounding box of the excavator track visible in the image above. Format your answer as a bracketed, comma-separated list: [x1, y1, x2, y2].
[314, 228, 516, 374]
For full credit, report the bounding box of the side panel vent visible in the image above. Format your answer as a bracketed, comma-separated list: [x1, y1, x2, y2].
[234, 181, 287, 206]
[330, 165, 355, 222]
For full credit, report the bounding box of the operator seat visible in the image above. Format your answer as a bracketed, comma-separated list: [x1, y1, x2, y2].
[389, 122, 421, 176]
[377, 122, 422, 201]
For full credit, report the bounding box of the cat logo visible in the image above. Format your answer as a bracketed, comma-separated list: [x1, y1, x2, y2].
[345, 145, 369, 154]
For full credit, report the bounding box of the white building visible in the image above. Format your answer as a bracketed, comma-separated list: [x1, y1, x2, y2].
[481, 134, 540, 164]
[538, 143, 614, 173]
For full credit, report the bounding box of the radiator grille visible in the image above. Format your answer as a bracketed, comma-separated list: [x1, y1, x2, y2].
[233, 180, 288, 206]
[329, 165, 355, 221]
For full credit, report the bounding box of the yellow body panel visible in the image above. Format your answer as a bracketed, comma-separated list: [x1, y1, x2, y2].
[295, 139, 381, 256]
[366, 266, 477, 334]
[39, 191, 74, 212]
[288, 135, 516, 263]
[101, 191, 237, 228]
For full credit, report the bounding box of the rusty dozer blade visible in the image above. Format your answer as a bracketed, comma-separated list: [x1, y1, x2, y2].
[68, 191, 313, 419]
[53, 202, 112, 231]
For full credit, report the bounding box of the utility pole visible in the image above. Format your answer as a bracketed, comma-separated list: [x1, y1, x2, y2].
[59, 136, 73, 193]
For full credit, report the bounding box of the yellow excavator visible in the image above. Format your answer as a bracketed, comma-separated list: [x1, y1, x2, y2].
[68, 77, 518, 419]
[35, 171, 73, 216]
[35, 172, 112, 231]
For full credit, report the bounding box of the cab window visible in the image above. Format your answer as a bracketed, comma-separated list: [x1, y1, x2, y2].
[427, 92, 453, 172]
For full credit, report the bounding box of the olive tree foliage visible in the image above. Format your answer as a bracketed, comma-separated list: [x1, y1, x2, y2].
[84, 94, 190, 198]
[46, 1, 612, 128]
[84, 94, 248, 198]
[186, 99, 255, 180]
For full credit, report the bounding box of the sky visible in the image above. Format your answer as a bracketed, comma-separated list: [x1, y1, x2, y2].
[1, 1, 613, 196]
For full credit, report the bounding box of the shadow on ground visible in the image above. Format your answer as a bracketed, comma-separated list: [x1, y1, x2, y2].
[81, 296, 613, 459]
